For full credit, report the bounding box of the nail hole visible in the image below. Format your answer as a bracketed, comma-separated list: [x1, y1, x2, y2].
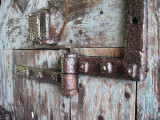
[62, 103, 65, 108]
[124, 92, 131, 99]
[98, 115, 104, 120]
[79, 30, 83, 35]
[35, 114, 38, 120]
[100, 10, 103, 14]
[79, 83, 83, 88]
[69, 40, 73, 44]
[132, 17, 138, 24]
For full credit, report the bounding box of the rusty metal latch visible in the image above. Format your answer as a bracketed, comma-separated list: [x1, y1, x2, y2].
[0, 106, 12, 120]
[15, 0, 147, 97]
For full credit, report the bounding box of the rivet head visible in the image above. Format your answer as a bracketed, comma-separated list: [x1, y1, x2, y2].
[125, 65, 137, 78]
[37, 72, 44, 78]
[25, 69, 31, 76]
[15, 69, 19, 73]
[100, 62, 112, 74]
[78, 61, 89, 73]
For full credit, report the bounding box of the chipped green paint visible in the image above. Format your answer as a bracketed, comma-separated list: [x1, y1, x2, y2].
[137, 0, 160, 119]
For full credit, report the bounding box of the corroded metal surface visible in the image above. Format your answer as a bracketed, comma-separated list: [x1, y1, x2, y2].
[61, 53, 78, 97]
[0, 105, 12, 120]
[15, 66, 61, 84]
[70, 49, 136, 120]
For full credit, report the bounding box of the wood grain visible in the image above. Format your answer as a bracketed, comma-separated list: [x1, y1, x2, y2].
[137, 0, 160, 119]
[70, 48, 124, 57]
[0, 51, 14, 112]
[0, 0, 125, 49]
[71, 48, 136, 120]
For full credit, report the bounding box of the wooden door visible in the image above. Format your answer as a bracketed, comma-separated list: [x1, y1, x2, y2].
[0, 0, 159, 120]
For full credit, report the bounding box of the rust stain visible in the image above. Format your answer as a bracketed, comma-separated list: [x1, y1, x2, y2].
[49, 27, 56, 38]
[58, 0, 69, 42]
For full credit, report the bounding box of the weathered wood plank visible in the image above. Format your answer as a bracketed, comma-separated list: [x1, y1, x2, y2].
[0, 0, 125, 49]
[137, 0, 160, 119]
[0, 50, 14, 112]
[0, 50, 70, 120]
[70, 48, 124, 57]
[71, 49, 136, 120]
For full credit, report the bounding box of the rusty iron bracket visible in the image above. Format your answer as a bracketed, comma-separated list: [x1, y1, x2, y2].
[0, 106, 12, 120]
[17, 0, 147, 97]
[28, 0, 69, 45]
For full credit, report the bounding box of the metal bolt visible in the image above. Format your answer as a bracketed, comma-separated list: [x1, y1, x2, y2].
[25, 70, 30, 76]
[107, 62, 112, 74]
[37, 72, 44, 78]
[125, 65, 137, 78]
[100, 62, 112, 74]
[102, 66, 107, 71]
[78, 61, 89, 73]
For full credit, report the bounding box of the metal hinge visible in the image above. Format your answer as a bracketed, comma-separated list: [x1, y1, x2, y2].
[15, 0, 147, 97]
[15, 49, 147, 98]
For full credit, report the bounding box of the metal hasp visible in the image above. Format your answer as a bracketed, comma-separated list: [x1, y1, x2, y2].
[0, 105, 12, 120]
[16, 0, 147, 97]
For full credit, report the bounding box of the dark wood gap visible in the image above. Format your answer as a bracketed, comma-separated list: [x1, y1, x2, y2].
[135, 81, 138, 120]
